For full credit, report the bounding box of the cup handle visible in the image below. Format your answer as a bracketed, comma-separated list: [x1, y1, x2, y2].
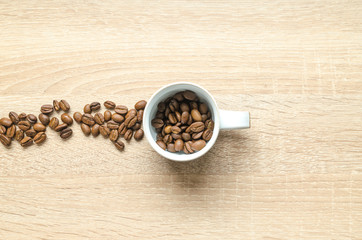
[219, 110, 250, 130]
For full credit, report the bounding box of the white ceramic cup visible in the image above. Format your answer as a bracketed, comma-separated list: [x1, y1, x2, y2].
[143, 82, 250, 161]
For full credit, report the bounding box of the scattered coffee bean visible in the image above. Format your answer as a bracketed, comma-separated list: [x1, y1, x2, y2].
[59, 100, 70, 111]
[111, 113, 123, 123]
[118, 122, 127, 135]
[0, 133, 11, 146]
[18, 120, 31, 131]
[49, 117, 59, 130]
[84, 104, 91, 114]
[0, 125, 6, 134]
[135, 100, 147, 110]
[125, 109, 136, 119]
[114, 139, 125, 151]
[115, 105, 128, 115]
[91, 124, 100, 137]
[73, 112, 83, 123]
[81, 123, 91, 136]
[104, 100, 116, 109]
[54, 123, 68, 132]
[9, 112, 19, 125]
[109, 129, 119, 142]
[60, 127, 72, 139]
[33, 123, 46, 132]
[41, 104, 53, 115]
[18, 113, 27, 120]
[20, 136, 33, 147]
[6, 125, 16, 138]
[25, 129, 37, 138]
[90, 102, 101, 111]
[39, 113, 50, 126]
[125, 116, 137, 128]
[134, 129, 144, 141]
[137, 110, 143, 123]
[61, 113, 73, 125]
[34, 132, 46, 144]
[132, 122, 141, 131]
[124, 129, 133, 141]
[82, 114, 95, 126]
[0, 118, 12, 127]
[26, 114, 37, 124]
[53, 100, 60, 111]
[15, 130, 24, 142]
[99, 125, 110, 137]
[94, 112, 105, 125]
[107, 120, 119, 130]
[104, 110, 112, 121]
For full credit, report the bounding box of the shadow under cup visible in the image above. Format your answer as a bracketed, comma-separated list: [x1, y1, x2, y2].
[143, 82, 220, 161]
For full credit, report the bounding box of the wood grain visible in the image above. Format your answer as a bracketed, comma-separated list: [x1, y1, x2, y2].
[0, 0, 361, 239]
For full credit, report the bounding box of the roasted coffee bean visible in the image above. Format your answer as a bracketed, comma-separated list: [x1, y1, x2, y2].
[41, 104, 53, 114]
[207, 111, 211, 119]
[59, 100, 70, 111]
[114, 139, 125, 151]
[15, 130, 24, 142]
[183, 145, 190, 154]
[189, 101, 198, 110]
[0, 125, 5, 134]
[174, 111, 181, 123]
[191, 140, 206, 151]
[0, 118, 12, 127]
[26, 114, 37, 124]
[33, 123, 46, 132]
[73, 112, 83, 123]
[109, 129, 119, 142]
[84, 104, 91, 114]
[82, 114, 95, 126]
[180, 103, 190, 113]
[171, 126, 181, 134]
[157, 102, 166, 112]
[168, 113, 177, 124]
[9, 112, 19, 124]
[49, 117, 59, 130]
[181, 111, 189, 124]
[205, 120, 214, 130]
[171, 133, 181, 140]
[183, 90, 197, 101]
[54, 123, 68, 132]
[134, 129, 144, 141]
[34, 132, 46, 144]
[167, 143, 176, 153]
[91, 124, 100, 137]
[151, 118, 164, 128]
[60, 128, 72, 139]
[185, 141, 194, 153]
[81, 123, 91, 136]
[201, 114, 208, 122]
[192, 131, 203, 140]
[18, 113, 27, 120]
[18, 121, 31, 131]
[53, 100, 60, 111]
[61, 113, 73, 125]
[202, 129, 213, 141]
[104, 100, 116, 109]
[156, 140, 166, 150]
[137, 110, 143, 123]
[132, 122, 141, 130]
[173, 92, 184, 102]
[125, 109, 137, 119]
[191, 109, 202, 122]
[125, 116, 137, 128]
[90, 102, 101, 111]
[182, 132, 191, 141]
[0, 133, 11, 146]
[112, 113, 124, 123]
[104, 110, 112, 121]
[155, 112, 164, 119]
[118, 122, 127, 135]
[20, 136, 33, 147]
[94, 113, 105, 125]
[6, 125, 16, 138]
[99, 125, 110, 137]
[169, 99, 179, 112]
[156, 133, 163, 141]
[25, 129, 37, 138]
[107, 120, 119, 130]
[39, 113, 50, 126]
[187, 114, 193, 125]
[190, 122, 204, 133]
[163, 134, 172, 144]
[164, 125, 172, 134]
[115, 105, 128, 115]
[135, 100, 147, 110]
[164, 107, 170, 118]
[199, 103, 208, 114]
[174, 139, 184, 152]
[124, 129, 133, 141]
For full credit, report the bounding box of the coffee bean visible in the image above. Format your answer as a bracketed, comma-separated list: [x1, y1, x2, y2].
[171, 126, 181, 134]
[20, 136, 33, 147]
[191, 140, 206, 151]
[124, 129, 133, 141]
[125, 109, 137, 119]
[82, 114, 95, 126]
[84, 104, 91, 114]
[115, 105, 128, 115]
[9, 112, 19, 124]
[190, 122, 204, 133]
[164, 125, 172, 134]
[156, 140, 166, 150]
[163, 134, 172, 144]
[207, 111, 211, 119]
[173, 92, 184, 102]
[73, 112, 82, 123]
[134, 129, 144, 141]
[34, 132, 46, 144]
[6, 125, 16, 138]
[151, 118, 164, 128]
[94, 112, 105, 125]
[201, 114, 208, 122]
[180, 103, 190, 113]
[61, 113, 73, 125]
[156, 133, 163, 141]
[168, 113, 177, 124]
[174, 139, 184, 152]
[155, 112, 164, 119]
[125, 116, 137, 128]
[107, 120, 119, 130]
[91, 124, 100, 137]
[109, 129, 119, 142]
[168, 99, 179, 112]
[26, 114, 37, 124]
[183, 90, 197, 101]
[90, 102, 101, 111]
[0, 125, 5, 134]
[183, 145, 190, 154]
[202, 129, 213, 141]
[157, 102, 166, 112]
[0, 118, 12, 127]
[205, 120, 214, 130]
[54, 123, 68, 132]
[25, 129, 37, 138]
[53, 100, 60, 111]
[59, 100, 70, 111]
[199, 103, 208, 114]
[114, 139, 125, 151]
[167, 143, 176, 153]
[118, 122, 127, 135]
[0, 133, 11, 146]
[135, 100, 147, 110]
[137, 110, 143, 123]
[104, 100, 116, 109]
[39, 113, 50, 126]
[18, 121, 31, 131]
[60, 127, 72, 139]
[192, 131, 203, 140]
[49, 117, 59, 130]
[104, 110, 112, 122]
[99, 125, 110, 137]
[185, 141, 194, 153]
[171, 133, 181, 140]
[19, 113, 27, 120]
[15, 130, 24, 142]
[181, 112, 189, 124]
[164, 107, 170, 118]
[81, 123, 91, 136]
[190, 101, 198, 110]
[187, 114, 193, 125]
[41, 104, 53, 114]
[132, 122, 141, 130]
[191, 109, 202, 122]
[33, 123, 46, 132]
[112, 113, 124, 123]
[182, 132, 191, 141]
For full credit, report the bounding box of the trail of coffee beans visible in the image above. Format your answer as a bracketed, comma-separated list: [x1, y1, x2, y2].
[0, 100, 146, 151]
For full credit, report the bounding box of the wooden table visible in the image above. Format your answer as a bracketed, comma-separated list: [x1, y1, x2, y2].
[1, 1, 361, 239]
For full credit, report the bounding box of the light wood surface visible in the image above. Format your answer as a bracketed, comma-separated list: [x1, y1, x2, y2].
[1, 1, 361, 239]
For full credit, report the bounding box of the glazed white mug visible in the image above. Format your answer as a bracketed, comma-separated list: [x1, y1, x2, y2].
[143, 82, 250, 161]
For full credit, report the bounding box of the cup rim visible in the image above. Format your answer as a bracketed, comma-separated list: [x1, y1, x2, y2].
[143, 82, 220, 161]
